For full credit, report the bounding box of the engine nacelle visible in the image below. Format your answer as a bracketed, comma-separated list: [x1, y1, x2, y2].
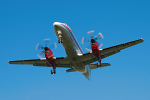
[91, 39, 101, 63]
[44, 47, 56, 70]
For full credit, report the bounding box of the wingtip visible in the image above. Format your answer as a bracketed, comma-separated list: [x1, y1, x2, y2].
[141, 38, 144, 42]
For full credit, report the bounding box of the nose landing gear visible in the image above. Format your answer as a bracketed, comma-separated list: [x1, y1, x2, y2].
[57, 30, 63, 43]
[58, 38, 63, 43]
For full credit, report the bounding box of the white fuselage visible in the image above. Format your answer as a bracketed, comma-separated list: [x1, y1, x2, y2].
[53, 22, 90, 79]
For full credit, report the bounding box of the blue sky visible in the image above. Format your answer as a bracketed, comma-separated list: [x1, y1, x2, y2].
[0, 0, 150, 100]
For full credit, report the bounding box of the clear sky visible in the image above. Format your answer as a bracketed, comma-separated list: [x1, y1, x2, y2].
[0, 0, 150, 100]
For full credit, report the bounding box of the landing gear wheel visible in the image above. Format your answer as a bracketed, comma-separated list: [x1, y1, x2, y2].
[51, 70, 56, 74]
[58, 39, 63, 43]
[51, 70, 53, 74]
[60, 40, 63, 43]
[97, 63, 101, 67]
[99, 62, 101, 67]
[54, 70, 56, 74]
[58, 33, 63, 43]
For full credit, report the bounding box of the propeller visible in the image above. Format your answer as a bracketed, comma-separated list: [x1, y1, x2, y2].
[36, 39, 57, 58]
[82, 30, 104, 51]
[82, 30, 104, 44]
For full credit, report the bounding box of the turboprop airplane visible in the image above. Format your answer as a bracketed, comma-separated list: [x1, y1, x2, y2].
[8, 22, 144, 79]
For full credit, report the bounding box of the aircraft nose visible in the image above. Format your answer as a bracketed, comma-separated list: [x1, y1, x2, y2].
[53, 22, 61, 27]
[53, 22, 63, 30]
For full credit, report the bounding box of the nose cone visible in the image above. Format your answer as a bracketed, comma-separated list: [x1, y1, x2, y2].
[53, 22, 61, 27]
[44, 47, 49, 51]
[53, 22, 64, 30]
[91, 39, 95, 43]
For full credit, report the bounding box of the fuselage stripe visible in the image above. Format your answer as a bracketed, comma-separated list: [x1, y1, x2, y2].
[61, 24, 84, 54]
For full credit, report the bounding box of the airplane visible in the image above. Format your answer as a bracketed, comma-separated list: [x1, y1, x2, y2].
[8, 22, 144, 79]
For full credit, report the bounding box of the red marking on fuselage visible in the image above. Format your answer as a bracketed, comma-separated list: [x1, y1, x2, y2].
[91, 41, 101, 63]
[45, 48, 56, 70]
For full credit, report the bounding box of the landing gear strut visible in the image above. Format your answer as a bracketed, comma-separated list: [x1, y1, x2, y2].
[57, 30, 63, 43]
[97, 63, 101, 67]
[51, 70, 56, 74]
[58, 37, 63, 43]
[97, 58, 101, 67]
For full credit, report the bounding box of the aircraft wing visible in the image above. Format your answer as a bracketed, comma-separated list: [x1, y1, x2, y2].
[81, 38, 144, 65]
[8, 57, 72, 68]
[9, 39, 144, 69]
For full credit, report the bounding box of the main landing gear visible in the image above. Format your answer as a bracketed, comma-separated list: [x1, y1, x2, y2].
[97, 58, 101, 67]
[57, 30, 63, 43]
[51, 70, 56, 74]
[97, 63, 101, 67]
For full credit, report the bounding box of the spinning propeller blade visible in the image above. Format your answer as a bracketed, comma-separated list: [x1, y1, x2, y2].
[82, 37, 90, 44]
[37, 51, 44, 59]
[87, 30, 94, 39]
[98, 43, 103, 49]
[36, 43, 44, 50]
[82, 30, 104, 51]
[85, 48, 92, 52]
[44, 39, 50, 47]
[95, 32, 104, 40]
[49, 42, 57, 49]
[36, 39, 57, 58]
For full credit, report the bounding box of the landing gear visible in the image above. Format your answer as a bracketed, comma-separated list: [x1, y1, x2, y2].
[98, 58, 101, 67]
[99, 62, 101, 67]
[97, 63, 101, 67]
[51, 70, 56, 74]
[57, 30, 63, 43]
[97, 63, 99, 67]
[58, 38, 63, 43]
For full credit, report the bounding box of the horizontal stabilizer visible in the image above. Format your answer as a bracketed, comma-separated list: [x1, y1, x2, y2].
[66, 68, 76, 72]
[90, 63, 111, 69]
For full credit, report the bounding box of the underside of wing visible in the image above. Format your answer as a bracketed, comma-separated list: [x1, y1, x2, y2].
[8, 57, 72, 68]
[80, 38, 144, 65]
[100, 38, 144, 56]
[9, 39, 144, 69]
